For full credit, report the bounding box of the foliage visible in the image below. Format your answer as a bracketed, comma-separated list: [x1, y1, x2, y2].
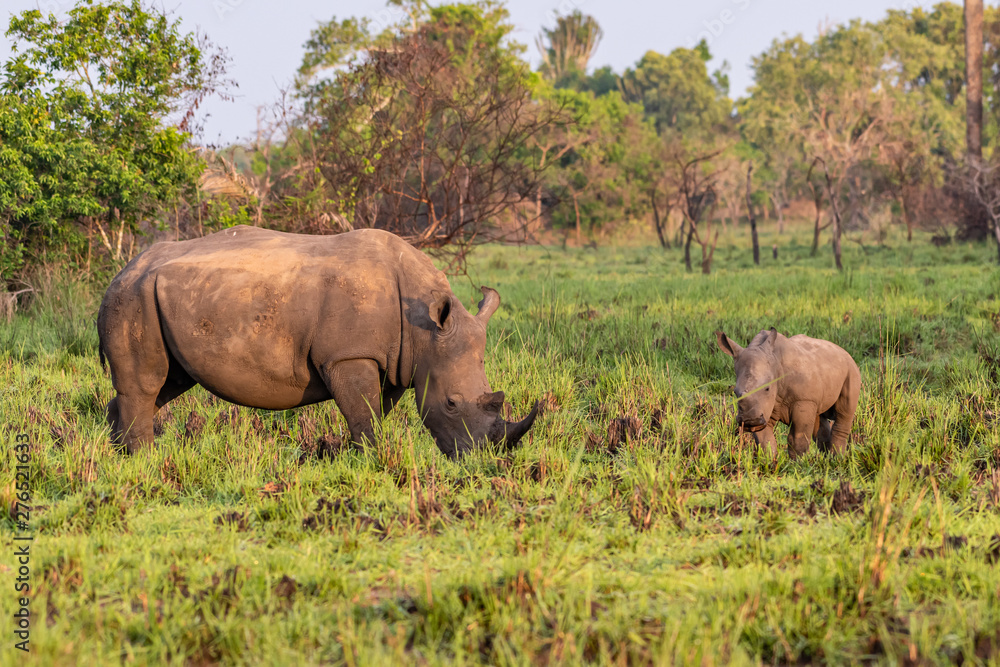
[0, 1, 229, 283]
[288, 0, 562, 266]
[620, 43, 732, 138]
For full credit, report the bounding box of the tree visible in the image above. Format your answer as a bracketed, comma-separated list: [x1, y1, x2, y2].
[0, 0, 229, 281]
[535, 88, 650, 244]
[298, 2, 561, 267]
[536, 11, 603, 88]
[962, 158, 1000, 262]
[620, 43, 732, 138]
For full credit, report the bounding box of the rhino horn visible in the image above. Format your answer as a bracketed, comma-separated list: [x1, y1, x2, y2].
[476, 286, 500, 323]
[488, 400, 540, 449]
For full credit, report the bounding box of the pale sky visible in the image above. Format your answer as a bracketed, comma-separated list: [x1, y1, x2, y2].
[1, 0, 940, 144]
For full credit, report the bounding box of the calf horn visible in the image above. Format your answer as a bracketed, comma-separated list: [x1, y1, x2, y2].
[488, 400, 540, 449]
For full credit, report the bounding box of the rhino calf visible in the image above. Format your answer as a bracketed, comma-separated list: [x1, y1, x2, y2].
[716, 328, 860, 458]
[97, 226, 539, 459]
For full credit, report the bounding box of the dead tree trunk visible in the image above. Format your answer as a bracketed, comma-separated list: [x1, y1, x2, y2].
[807, 158, 832, 257]
[684, 220, 695, 272]
[746, 162, 760, 265]
[650, 190, 670, 249]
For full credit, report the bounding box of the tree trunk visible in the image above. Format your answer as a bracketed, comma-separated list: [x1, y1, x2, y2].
[573, 192, 581, 246]
[811, 215, 822, 256]
[823, 171, 844, 271]
[746, 162, 760, 265]
[650, 190, 670, 249]
[994, 219, 1000, 263]
[966, 0, 984, 159]
[773, 188, 785, 235]
[684, 221, 694, 272]
[899, 193, 913, 242]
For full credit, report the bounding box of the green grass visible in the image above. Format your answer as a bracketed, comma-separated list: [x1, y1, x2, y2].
[2, 227, 1000, 665]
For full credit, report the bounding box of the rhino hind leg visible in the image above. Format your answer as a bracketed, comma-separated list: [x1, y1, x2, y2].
[829, 398, 857, 456]
[110, 392, 158, 453]
[106, 349, 195, 453]
[322, 358, 383, 446]
[816, 407, 836, 453]
[155, 363, 197, 409]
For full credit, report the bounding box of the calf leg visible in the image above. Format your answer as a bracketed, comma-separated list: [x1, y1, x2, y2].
[829, 388, 858, 456]
[787, 402, 819, 459]
[752, 420, 778, 459]
[816, 407, 836, 453]
[321, 359, 383, 446]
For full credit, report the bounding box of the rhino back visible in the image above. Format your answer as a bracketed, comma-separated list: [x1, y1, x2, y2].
[775, 335, 859, 410]
[103, 226, 446, 409]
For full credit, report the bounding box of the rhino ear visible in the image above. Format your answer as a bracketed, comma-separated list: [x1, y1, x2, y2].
[476, 286, 500, 324]
[749, 328, 775, 348]
[429, 291, 453, 331]
[716, 331, 743, 358]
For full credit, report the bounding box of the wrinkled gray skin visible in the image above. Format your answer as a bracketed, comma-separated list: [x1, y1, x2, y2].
[97, 226, 538, 458]
[716, 328, 861, 459]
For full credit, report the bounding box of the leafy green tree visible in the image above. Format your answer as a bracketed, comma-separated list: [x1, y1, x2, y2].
[0, 0, 227, 282]
[531, 83, 651, 244]
[620, 43, 732, 137]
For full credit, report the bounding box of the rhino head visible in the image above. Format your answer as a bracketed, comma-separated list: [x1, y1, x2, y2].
[414, 286, 539, 459]
[716, 328, 779, 432]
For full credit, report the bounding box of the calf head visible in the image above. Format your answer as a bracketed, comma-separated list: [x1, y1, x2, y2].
[716, 328, 779, 431]
[414, 286, 539, 458]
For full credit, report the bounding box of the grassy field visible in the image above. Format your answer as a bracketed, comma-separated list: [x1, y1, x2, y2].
[2, 226, 1000, 665]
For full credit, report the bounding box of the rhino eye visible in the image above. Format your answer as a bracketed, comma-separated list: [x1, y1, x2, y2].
[446, 397, 457, 410]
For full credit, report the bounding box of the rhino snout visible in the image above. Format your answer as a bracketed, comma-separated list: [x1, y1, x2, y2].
[737, 412, 767, 431]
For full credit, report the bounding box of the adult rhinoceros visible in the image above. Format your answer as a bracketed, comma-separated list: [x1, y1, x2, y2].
[97, 226, 538, 458]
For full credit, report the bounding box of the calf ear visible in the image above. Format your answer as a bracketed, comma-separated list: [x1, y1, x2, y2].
[429, 291, 453, 331]
[716, 331, 743, 358]
[750, 328, 777, 348]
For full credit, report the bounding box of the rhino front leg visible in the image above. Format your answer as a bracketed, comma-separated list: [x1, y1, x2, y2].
[322, 359, 383, 446]
[752, 420, 778, 458]
[787, 402, 819, 459]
